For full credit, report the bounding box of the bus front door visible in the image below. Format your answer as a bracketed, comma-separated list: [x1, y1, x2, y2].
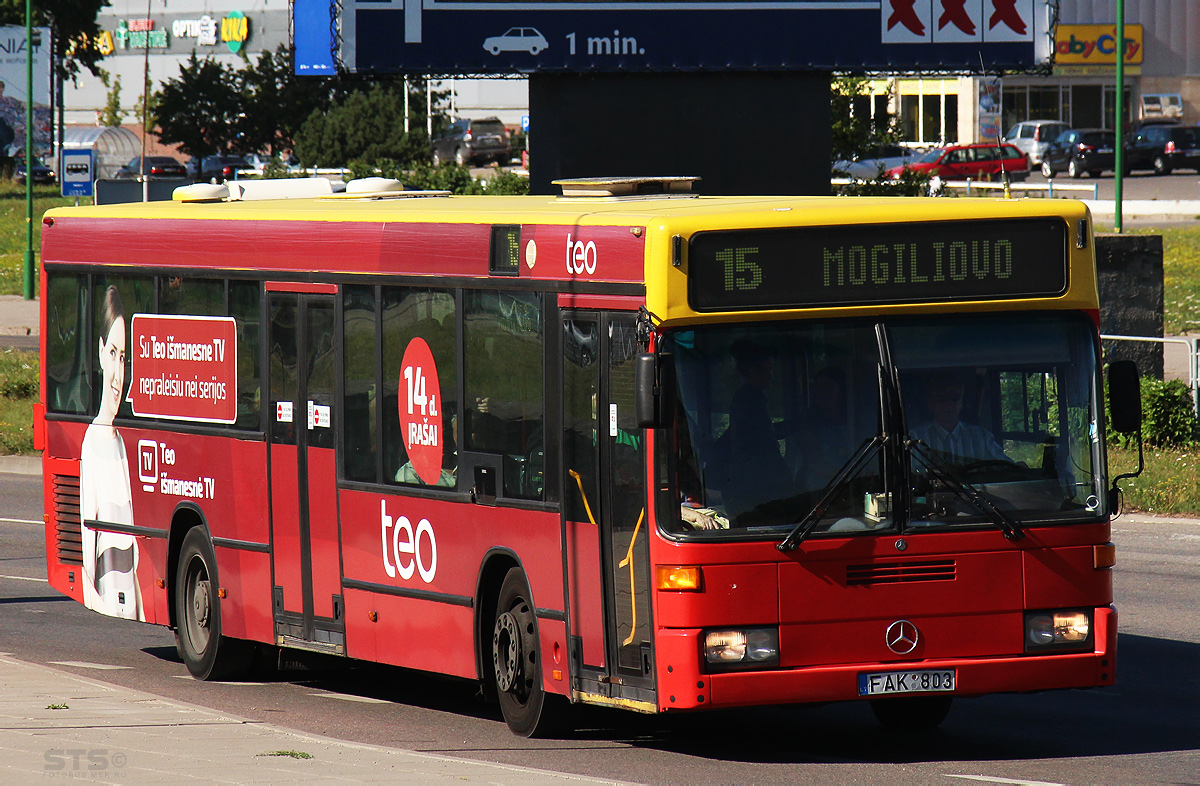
[562, 312, 655, 708]
[267, 291, 345, 655]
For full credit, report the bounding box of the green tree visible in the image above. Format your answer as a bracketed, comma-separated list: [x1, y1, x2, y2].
[0, 0, 112, 79]
[235, 44, 340, 156]
[153, 54, 240, 158]
[294, 82, 433, 168]
[830, 76, 901, 163]
[97, 69, 122, 127]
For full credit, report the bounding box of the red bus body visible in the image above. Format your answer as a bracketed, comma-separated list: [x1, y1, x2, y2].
[39, 184, 1116, 734]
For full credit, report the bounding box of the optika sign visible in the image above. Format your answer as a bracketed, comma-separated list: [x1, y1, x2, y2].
[1054, 24, 1143, 65]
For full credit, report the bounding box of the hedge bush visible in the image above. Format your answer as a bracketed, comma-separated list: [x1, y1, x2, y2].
[1109, 375, 1198, 448]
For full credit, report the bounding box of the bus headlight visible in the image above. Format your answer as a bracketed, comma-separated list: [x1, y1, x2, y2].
[1024, 609, 1092, 652]
[703, 627, 779, 670]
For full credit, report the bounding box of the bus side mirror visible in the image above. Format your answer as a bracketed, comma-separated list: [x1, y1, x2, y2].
[635, 352, 675, 429]
[1108, 360, 1142, 434]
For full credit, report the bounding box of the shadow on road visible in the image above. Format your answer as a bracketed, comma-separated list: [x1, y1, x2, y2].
[593, 632, 1198, 764]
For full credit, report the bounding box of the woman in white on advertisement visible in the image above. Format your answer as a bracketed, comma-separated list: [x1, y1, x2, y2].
[79, 285, 143, 621]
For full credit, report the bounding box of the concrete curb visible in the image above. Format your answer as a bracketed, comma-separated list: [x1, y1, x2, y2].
[1082, 199, 1200, 219]
[0, 456, 40, 475]
[0, 655, 628, 784]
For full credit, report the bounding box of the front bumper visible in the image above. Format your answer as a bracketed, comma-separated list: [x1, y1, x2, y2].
[655, 606, 1116, 711]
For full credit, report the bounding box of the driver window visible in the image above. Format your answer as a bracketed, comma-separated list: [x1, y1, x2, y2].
[907, 370, 1009, 467]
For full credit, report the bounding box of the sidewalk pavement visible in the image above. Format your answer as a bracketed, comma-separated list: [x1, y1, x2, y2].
[0, 655, 619, 785]
[1082, 199, 1200, 221]
[0, 294, 37, 337]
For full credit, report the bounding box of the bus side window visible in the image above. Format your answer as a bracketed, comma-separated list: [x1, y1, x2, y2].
[45, 272, 90, 415]
[229, 280, 262, 431]
[382, 287, 458, 490]
[93, 276, 153, 419]
[463, 290, 544, 500]
[343, 285, 378, 482]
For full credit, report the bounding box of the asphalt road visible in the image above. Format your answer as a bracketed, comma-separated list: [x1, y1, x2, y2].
[1, 469, 1197, 783]
[1028, 166, 1200, 202]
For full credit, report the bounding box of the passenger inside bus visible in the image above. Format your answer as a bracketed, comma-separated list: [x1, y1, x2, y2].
[793, 366, 853, 492]
[909, 372, 1009, 465]
[395, 426, 459, 488]
[722, 340, 794, 521]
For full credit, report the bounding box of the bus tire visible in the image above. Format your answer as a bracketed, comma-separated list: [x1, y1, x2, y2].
[175, 526, 252, 681]
[491, 567, 571, 737]
[869, 696, 953, 729]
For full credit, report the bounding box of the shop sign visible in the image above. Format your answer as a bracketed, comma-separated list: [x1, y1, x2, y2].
[115, 19, 169, 50]
[222, 11, 250, 54]
[172, 16, 220, 47]
[1054, 24, 1142, 65]
[173, 12, 250, 52]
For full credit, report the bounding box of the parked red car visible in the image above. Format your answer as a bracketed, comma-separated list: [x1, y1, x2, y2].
[887, 142, 1030, 181]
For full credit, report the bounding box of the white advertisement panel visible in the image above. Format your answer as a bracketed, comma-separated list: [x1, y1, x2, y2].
[0, 26, 52, 156]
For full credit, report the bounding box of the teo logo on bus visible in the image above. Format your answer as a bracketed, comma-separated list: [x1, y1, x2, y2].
[379, 500, 438, 583]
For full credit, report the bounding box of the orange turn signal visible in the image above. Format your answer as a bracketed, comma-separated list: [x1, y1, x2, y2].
[1094, 542, 1116, 569]
[656, 565, 702, 591]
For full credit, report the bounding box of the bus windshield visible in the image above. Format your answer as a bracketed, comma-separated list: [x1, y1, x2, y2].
[661, 313, 1103, 538]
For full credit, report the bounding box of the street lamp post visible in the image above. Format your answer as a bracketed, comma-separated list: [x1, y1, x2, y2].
[1114, 0, 1125, 233]
[23, 0, 34, 300]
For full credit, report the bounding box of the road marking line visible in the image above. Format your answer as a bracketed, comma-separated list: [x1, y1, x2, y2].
[947, 776, 1063, 786]
[309, 692, 390, 704]
[1, 574, 48, 582]
[48, 661, 134, 670]
[0, 517, 41, 525]
[171, 675, 268, 685]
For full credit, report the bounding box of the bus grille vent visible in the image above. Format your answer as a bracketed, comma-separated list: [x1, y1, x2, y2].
[846, 560, 956, 586]
[53, 474, 83, 565]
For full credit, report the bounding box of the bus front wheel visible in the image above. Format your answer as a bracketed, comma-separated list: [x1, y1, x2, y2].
[869, 696, 953, 729]
[491, 567, 571, 737]
[175, 527, 252, 681]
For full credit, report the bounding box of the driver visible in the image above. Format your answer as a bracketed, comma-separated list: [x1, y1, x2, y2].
[910, 373, 1008, 465]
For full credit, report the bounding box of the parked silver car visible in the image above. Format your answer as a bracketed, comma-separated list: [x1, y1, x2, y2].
[832, 143, 922, 180]
[1002, 120, 1069, 165]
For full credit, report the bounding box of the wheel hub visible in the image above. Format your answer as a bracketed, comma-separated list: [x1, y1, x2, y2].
[192, 577, 210, 628]
[493, 610, 521, 692]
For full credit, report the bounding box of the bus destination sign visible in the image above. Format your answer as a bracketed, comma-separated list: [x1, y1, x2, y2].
[687, 218, 1068, 312]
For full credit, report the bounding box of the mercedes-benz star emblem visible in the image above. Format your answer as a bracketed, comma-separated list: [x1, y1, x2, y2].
[885, 620, 920, 655]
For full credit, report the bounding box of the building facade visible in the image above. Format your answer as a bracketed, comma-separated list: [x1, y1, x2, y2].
[852, 1, 1198, 147]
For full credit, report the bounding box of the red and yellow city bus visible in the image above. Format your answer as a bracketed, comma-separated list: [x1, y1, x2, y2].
[37, 176, 1125, 736]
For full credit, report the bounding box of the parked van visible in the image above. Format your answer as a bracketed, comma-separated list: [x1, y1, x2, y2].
[1003, 120, 1069, 165]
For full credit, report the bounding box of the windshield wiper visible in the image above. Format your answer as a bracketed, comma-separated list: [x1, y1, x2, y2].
[776, 435, 884, 552]
[908, 438, 1025, 541]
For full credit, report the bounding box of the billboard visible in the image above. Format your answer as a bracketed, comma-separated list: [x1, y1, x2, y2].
[1053, 24, 1143, 67]
[0, 26, 51, 156]
[296, 0, 1054, 75]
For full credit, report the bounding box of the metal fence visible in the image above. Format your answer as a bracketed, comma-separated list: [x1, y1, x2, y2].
[1101, 334, 1200, 418]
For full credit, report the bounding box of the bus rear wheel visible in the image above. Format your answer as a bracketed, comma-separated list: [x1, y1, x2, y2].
[175, 527, 252, 681]
[491, 567, 570, 737]
[869, 696, 953, 729]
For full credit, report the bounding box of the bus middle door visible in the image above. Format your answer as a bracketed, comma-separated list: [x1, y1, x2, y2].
[562, 311, 655, 708]
[267, 290, 345, 655]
